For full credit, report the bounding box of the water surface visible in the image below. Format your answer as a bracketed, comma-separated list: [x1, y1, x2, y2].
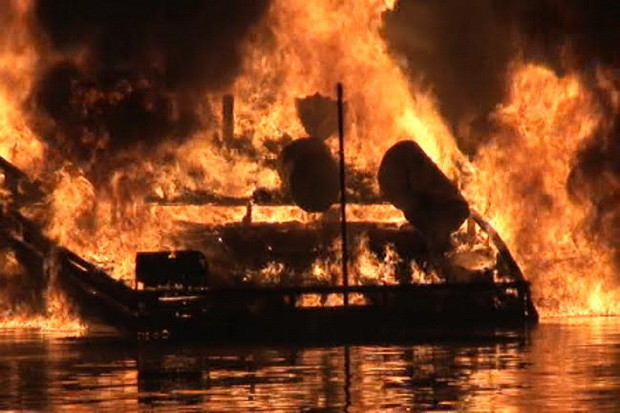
[1, 318, 620, 411]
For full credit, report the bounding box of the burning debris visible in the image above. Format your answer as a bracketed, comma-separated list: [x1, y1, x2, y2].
[0, 145, 537, 340]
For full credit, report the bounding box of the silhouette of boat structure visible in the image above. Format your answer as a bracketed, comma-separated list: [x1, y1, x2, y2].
[0, 90, 541, 340]
[0, 151, 537, 342]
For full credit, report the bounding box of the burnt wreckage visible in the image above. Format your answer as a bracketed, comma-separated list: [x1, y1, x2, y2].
[0, 92, 537, 341]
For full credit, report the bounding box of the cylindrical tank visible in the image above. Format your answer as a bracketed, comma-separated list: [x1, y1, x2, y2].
[378, 140, 469, 242]
[278, 137, 339, 212]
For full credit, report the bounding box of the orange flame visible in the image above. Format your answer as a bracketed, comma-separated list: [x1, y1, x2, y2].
[0, 0, 44, 174]
[1, 0, 620, 333]
[466, 63, 620, 316]
[231, 0, 462, 178]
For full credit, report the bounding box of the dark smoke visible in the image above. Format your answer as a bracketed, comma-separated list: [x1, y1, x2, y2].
[384, 0, 516, 155]
[31, 0, 270, 177]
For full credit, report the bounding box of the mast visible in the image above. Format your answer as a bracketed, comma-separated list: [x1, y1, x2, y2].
[337, 83, 349, 306]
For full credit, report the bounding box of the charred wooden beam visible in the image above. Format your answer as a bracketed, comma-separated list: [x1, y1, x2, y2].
[222, 94, 234, 141]
[470, 211, 525, 282]
[0, 156, 46, 206]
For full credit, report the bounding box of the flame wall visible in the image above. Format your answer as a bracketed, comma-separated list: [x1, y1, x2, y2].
[0, 0, 620, 326]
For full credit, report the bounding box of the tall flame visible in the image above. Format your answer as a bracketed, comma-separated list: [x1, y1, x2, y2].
[467, 63, 620, 316]
[232, 0, 462, 176]
[0, 0, 44, 174]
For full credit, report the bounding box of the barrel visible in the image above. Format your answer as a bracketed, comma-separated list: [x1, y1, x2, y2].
[278, 137, 339, 212]
[378, 140, 469, 242]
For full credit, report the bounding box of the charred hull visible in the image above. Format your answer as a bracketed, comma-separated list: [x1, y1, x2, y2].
[133, 283, 538, 342]
[52, 240, 538, 342]
[55, 249, 538, 342]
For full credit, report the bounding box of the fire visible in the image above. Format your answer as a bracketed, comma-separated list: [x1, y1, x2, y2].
[0, 1, 78, 333]
[0, 0, 44, 174]
[0, 287, 86, 335]
[0, 247, 85, 334]
[44, 166, 185, 283]
[231, 0, 462, 177]
[41, 0, 458, 286]
[1, 0, 620, 335]
[466, 63, 620, 316]
[352, 235, 400, 285]
[144, 0, 463, 203]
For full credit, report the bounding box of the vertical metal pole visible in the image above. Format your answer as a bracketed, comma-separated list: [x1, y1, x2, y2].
[344, 346, 352, 411]
[337, 83, 349, 306]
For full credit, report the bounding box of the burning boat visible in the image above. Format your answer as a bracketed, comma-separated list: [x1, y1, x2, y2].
[2, 0, 620, 337]
[0, 89, 537, 341]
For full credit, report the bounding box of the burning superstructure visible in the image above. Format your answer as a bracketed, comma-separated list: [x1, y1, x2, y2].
[0, 1, 618, 333]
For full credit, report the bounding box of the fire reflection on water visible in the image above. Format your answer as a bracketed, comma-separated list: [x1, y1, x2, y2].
[2, 319, 620, 411]
[465, 318, 620, 411]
